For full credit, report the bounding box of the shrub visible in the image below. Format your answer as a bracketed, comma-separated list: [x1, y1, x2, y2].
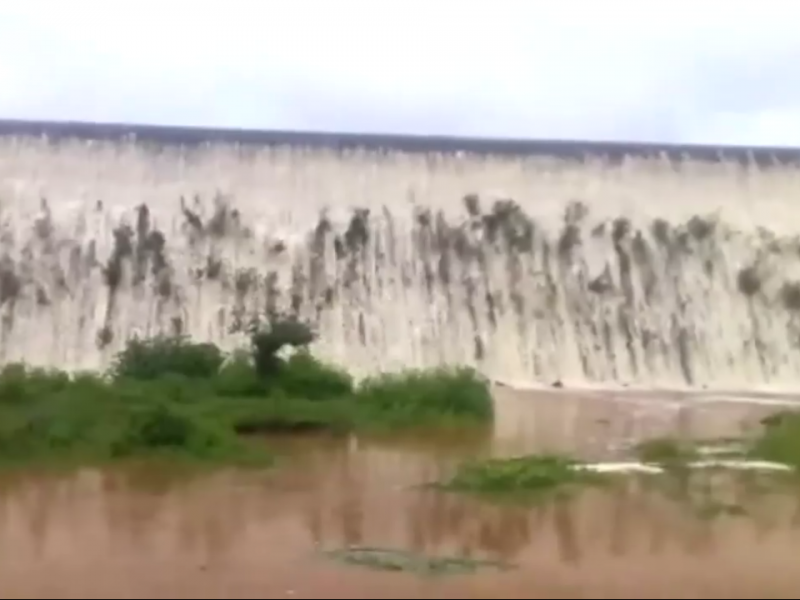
[110, 335, 224, 381]
[0, 372, 125, 462]
[211, 345, 353, 402]
[112, 402, 226, 456]
[274, 350, 353, 401]
[0, 363, 73, 404]
[213, 351, 266, 397]
[355, 366, 493, 426]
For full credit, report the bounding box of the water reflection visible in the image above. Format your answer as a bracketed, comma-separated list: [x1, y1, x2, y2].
[491, 387, 786, 458]
[0, 435, 800, 597]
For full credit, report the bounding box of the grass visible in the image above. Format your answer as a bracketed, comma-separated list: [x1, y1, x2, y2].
[431, 412, 800, 511]
[748, 410, 800, 469]
[434, 454, 606, 504]
[631, 413, 800, 473]
[625, 425, 800, 519]
[353, 366, 493, 430]
[0, 318, 494, 469]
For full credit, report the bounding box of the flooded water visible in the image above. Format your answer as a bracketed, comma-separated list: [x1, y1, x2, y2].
[3, 392, 800, 599]
[491, 385, 800, 457]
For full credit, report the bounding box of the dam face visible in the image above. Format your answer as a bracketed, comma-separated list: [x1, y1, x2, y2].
[1, 137, 799, 390]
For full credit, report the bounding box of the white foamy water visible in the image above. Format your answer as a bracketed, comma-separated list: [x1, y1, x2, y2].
[2, 137, 800, 390]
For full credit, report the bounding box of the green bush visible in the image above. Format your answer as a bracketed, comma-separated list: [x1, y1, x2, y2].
[0, 363, 74, 404]
[213, 351, 266, 397]
[0, 368, 126, 462]
[0, 368, 261, 466]
[355, 366, 493, 426]
[110, 334, 224, 381]
[112, 401, 239, 459]
[274, 350, 353, 401]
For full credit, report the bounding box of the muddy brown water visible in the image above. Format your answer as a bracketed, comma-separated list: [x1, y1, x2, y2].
[3, 392, 800, 599]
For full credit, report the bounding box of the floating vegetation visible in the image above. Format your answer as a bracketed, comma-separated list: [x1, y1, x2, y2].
[434, 454, 606, 503]
[634, 432, 797, 474]
[320, 545, 515, 577]
[635, 437, 704, 469]
[625, 429, 799, 521]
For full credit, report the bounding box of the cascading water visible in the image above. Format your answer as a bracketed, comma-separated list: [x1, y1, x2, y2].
[2, 137, 800, 391]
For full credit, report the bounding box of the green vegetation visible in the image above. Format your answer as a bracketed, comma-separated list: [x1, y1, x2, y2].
[632, 412, 800, 474]
[749, 411, 800, 470]
[0, 316, 493, 469]
[434, 454, 605, 504]
[321, 545, 514, 576]
[354, 366, 493, 429]
[432, 413, 800, 511]
[635, 437, 703, 467]
[623, 424, 800, 520]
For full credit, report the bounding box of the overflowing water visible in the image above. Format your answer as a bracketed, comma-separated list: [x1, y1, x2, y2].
[2, 138, 800, 390]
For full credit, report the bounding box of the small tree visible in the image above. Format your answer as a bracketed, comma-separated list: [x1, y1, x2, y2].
[243, 314, 316, 379]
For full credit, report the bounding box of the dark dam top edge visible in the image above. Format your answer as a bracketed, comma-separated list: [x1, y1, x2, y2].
[0, 118, 799, 166]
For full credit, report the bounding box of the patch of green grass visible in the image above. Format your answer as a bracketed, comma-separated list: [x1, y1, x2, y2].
[435, 454, 605, 503]
[634, 414, 800, 475]
[635, 437, 702, 470]
[276, 351, 354, 401]
[354, 366, 493, 430]
[748, 410, 800, 470]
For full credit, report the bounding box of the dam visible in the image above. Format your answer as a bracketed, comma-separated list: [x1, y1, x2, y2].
[0, 121, 800, 393]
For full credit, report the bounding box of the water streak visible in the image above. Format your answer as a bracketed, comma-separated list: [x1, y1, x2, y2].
[2, 138, 800, 390]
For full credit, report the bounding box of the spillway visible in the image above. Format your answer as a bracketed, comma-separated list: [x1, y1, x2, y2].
[2, 135, 800, 391]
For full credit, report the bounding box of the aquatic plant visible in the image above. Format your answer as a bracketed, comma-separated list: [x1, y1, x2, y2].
[436, 454, 603, 503]
[635, 437, 702, 469]
[321, 545, 514, 576]
[749, 410, 800, 470]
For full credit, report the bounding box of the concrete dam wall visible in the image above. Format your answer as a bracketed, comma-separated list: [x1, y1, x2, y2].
[1, 133, 800, 391]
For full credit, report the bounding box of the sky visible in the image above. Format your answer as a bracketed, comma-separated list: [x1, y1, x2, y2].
[0, 0, 799, 146]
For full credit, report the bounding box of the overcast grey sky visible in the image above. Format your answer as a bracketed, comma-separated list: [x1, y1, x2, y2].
[0, 0, 798, 146]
